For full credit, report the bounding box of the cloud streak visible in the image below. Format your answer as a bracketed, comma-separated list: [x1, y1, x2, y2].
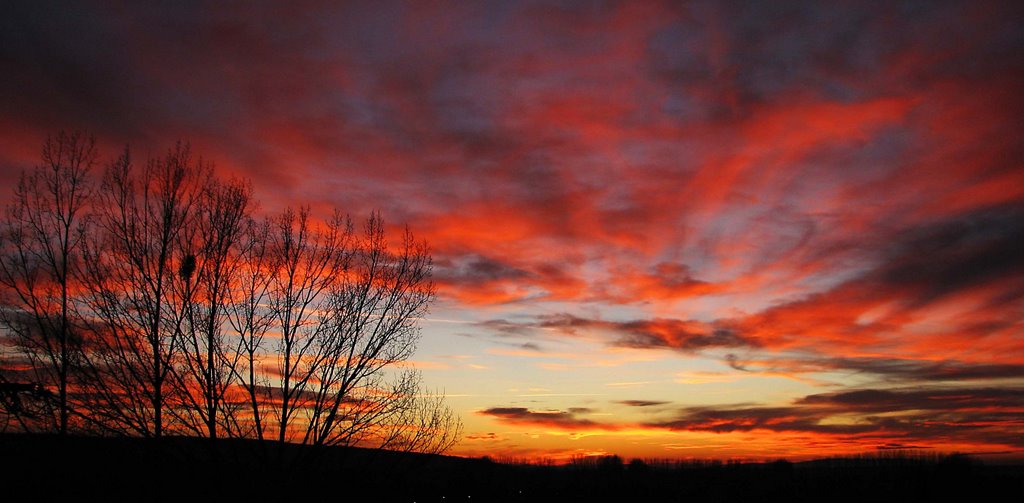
[480, 386, 1024, 452]
[478, 407, 619, 431]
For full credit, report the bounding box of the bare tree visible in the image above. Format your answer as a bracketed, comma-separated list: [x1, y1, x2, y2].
[79, 143, 207, 437]
[0, 132, 462, 455]
[0, 131, 95, 434]
[225, 210, 461, 452]
[173, 177, 252, 439]
[263, 207, 351, 443]
[376, 370, 463, 455]
[225, 217, 275, 440]
[303, 216, 442, 448]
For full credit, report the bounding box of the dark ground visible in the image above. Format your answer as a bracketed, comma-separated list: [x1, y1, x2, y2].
[0, 434, 1021, 502]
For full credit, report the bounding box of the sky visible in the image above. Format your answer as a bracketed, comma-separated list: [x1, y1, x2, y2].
[1, 0, 1022, 461]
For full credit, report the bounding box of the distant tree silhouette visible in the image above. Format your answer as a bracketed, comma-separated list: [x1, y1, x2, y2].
[0, 131, 95, 434]
[0, 133, 461, 454]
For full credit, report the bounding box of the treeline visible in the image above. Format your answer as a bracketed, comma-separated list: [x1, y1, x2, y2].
[3, 435, 1015, 503]
[0, 132, 460, 454]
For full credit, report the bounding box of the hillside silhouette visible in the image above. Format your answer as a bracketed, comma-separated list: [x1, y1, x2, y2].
[1, 434, 1021, 502]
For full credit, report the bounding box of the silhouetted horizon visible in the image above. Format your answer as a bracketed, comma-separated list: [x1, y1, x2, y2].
[2, 434, 1022, 502]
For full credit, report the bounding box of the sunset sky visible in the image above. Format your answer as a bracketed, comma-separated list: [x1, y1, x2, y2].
[2, 1, 1022, 461]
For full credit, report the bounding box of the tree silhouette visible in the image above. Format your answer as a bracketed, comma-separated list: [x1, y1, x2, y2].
[174, 176, 252, 439]
[225, 216, 275, 440]
[261, 206, 350, 444]
[78, 143, 208, 437]
[0, 133, 461, 455]
[0, 131, 95, 434]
